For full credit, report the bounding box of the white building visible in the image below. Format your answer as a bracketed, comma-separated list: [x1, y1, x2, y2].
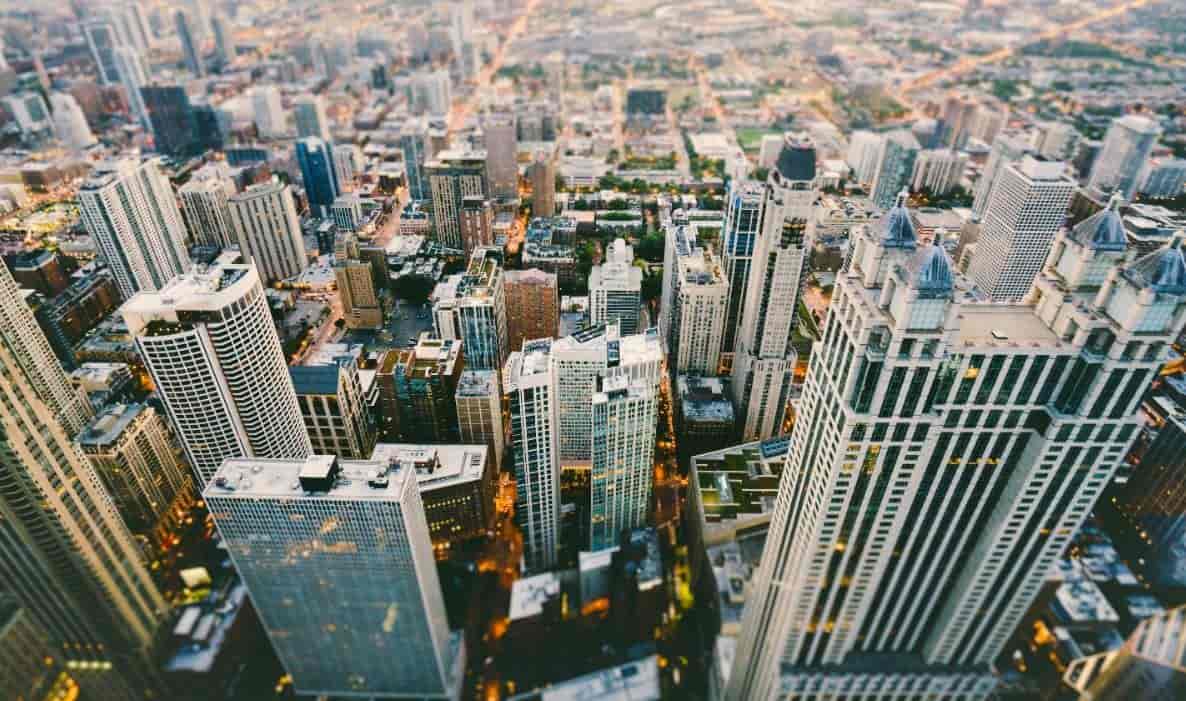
[1088, 114, 1162, 200]
[2, 92, 51, 138]
[967, 156, 1075, 301]
[228, 182, 308, 282]
[122, 263, 311, 486]
[972, 133, 1033, 219]
[179, 175, 237, 248]
[758, 133, 785, 170]
[1032, 121, 1078, 161]
[77, 158, 191, 299]
[911, 149, 968, 195]
[331, 193, 364, 232]
[1140, 158, 1186, 199]
[293, 95, 331, 141]
[731, 135, 816, 441]
[668, 220, 728, 376]
[456, 369, 505, 470]
[432, 248, 507, 371]
[589, 374, 658, 551]
[332, 143, 361, 193]
[870, 130, 920, 209]
[426, 149, 487, 250]
[551, 324, 663, 466]
[589, 238, 642, 335]
[845, 130, 883, 185]
[505, 339, 562, 573]
[49, 93, 96, 150]
[205, 455, 462, 700]
[414, 69, 452, 115]
[251, 85, 285, 139]
[724, 196, 1186, 701]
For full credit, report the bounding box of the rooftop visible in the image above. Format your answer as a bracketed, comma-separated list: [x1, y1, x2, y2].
[204, 455, 414, 501]
[77, 402, 147, 449]
[507, 656, 660, 701]
[121, 263, 256, 337]
[509, 572, 561, 621]
[368, 443, 489, 493]
[678, 375, 735, 423]
[455, 369, 499, 398]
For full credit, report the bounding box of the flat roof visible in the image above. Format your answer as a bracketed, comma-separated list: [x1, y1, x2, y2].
[204, 455, 413, 501]
[368, 443, 489, 493]
[508, 656, 661, 701]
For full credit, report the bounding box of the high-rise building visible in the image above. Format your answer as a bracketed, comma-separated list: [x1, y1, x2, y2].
[589, 238, 642, 336]
[551, 324, 663, 467]
[174, 10, 205, 77]
[668, 221, 728, 376]
[972, 133, 1033, 219]
[504, 268, 558, 353]
[456, 369, 505, 470]
[1139, 158, 1186, 199]
[1063, 604, 1186, 699]
[589, 374, 658, 551]
[78, 158, 191, 299]
[911, 149, 968, 195]
[432, 248, 507, 371]
[720, 181, 763, 360]
[967, 156, 1075, 301]
[426, 149, 487, 249]
[332, 143, 360, 193]
[142, 83, 199, 156]
[413, 69, 452, 115]
[251, 85, 285, 139]
[529, 151, 556, 217]
[380, 335, 464, 443]
[0, 260, 168, 697]
[331, 193, 363, 232]
[228, 181, 308, 282]
[335, 254, 383, 328]
[205, 455, 463, 699]
[77, 401, 194, 556]
[49, 92, 97, 150]
[211, 14, 233, 65]
[724, 196, 1186, 701]
[483, 113, 519, 199]
[402, 119, 431, 201]
[296, 136, 340, 216]
[731, 135, 817, 441]
[1032, 121, 1079, 161]
[179, 175, 236, 248]
[845, 130, 883, 185]
[83, 20, 122, 84]
[293, 95, 331, 141]
[459, 195, 494, 254]
[290, 353, 376, 459]
[675, 375, 736, 467]
[1088, 114, 1162, 200]
[0, 598, 74, 701]
[122, 262, 312, 486]
[870, 130, 920, 209]
[505, 338, 562, 572]
[113, 45, 151, 128]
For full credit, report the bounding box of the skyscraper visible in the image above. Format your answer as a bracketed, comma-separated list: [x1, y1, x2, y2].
[1088, 114, 1162, 200]
[505, 338, 561, 573]
[731, 135, 817, 441]
[252, 85, 285, 139]
[870, 130, 920, 210]
[432, 248, 508, 371]
[972, 132, 1033, 219]
[456, 369, 505, 470]
[589, 375, 658, 551]
[113, 45, 151, 129]
[179, 173, 237, 248]
[459, 196, 494, 255]
[49, 92, 97, 150]
[551, 324, 663, 467]
[668, 221, 728, 376]
[381, 335, 464, 443]
[205, 455, 462, 700]
[967, 156, 1075, 301]
[0, 260, 167, 698]
[82, 20, 122, 84]
[122, 262, 312, 486]
[402, 118, 431, 201]
[483, 113, 519, 199]
[142, 83, 198, 156]
[530, 151, 556, 217]
[589, 238, 642, 336]
[295, 136, 341, 217]
[845, 130, 883, 186]
[174, 10, 205, 77]
[720, 180, 763, 358]
[335, 254, 383, 329]
[227, 181, 308, 282]
[211, 14, 233, 65]
[724, 196, 1186, 701]
[333, 143, 360, 193]
[911, 149, 968, 195]
[426, 149, 487, 249]
[293, 95, 331, 141]
[1063, 605, 1186, 699]
[504, 268, 559, 353]
[413, 69, 452, 115]
[290, 352, 376, 459]
[77, 158, 191, 299]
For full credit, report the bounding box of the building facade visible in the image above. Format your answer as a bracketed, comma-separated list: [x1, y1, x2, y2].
[290, 353, 376, 459]
[589, 375, 658, 552]
[427, 149, 487, 250]
[504, 268, 559, 354]
[433, 248, 508, 372]
[228, 182, 308, 283]
[589, 238, 642, 336]
[456, 369, 505, 470]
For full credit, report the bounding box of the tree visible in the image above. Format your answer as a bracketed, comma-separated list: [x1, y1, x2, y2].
[392, 274, 435, 304]
[641, 272, 662, 302]
[636, 232, 665, 263]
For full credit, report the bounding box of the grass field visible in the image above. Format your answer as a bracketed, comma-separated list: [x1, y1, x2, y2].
[736, 127, 780, 152]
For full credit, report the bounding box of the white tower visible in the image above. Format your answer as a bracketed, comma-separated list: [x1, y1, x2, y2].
[49, 92, 96, 150]
[1088, 114, 1162, 200]
[179, 174, 237, 248]
[589, 375, 658, 551]
[228, 182, 308, 282]
[589, 238, 642, 335]
[77, 158, 191, 299]
[122, 263, 312, 486]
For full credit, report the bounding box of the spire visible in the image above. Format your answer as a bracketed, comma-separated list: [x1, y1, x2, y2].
[1070, 190, 1127, 252]
[906, 236, 954, 297]
[1123, 230, 1186, 294]
[880, 190, 917, 249]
